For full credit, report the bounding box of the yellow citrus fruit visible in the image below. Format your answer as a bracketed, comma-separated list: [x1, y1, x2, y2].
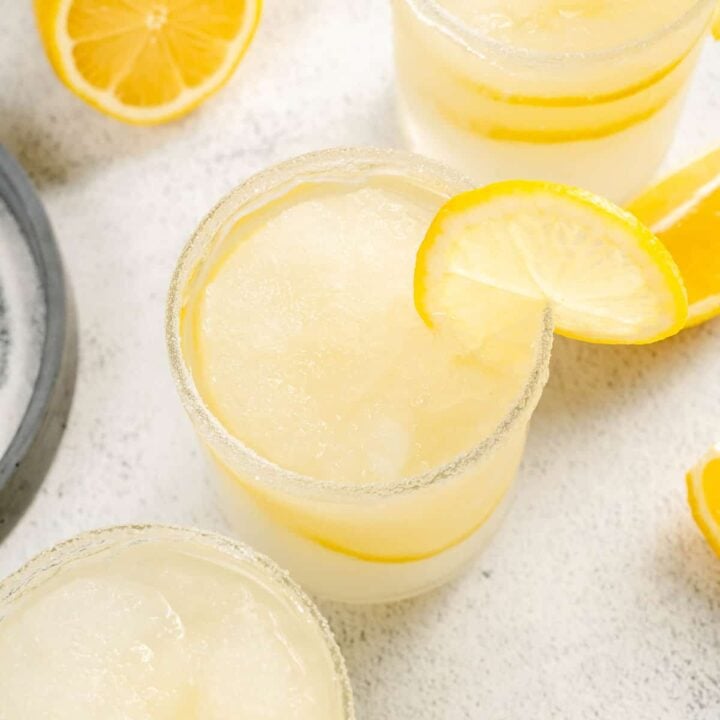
[415, 181, 688, 345]
[687, 445, 720, 557]
[713, 2, 720, 40]
[34, 0, 261, 125]
[627, 147, 720, 328]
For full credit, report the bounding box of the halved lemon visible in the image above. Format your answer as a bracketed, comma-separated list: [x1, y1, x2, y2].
[34, 0, 262, 125]
[687, 445, 720, 557]
[627, 147, 720, 328]
[415, 181, 688, 345]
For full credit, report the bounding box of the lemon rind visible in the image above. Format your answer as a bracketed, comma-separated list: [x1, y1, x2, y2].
[687, 447, 720, 558]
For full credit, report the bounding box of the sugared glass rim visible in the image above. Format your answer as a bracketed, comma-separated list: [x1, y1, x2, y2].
[399, 0, 715, 64]
[0, 523, 355, 720]
[166, 147, 554, 502]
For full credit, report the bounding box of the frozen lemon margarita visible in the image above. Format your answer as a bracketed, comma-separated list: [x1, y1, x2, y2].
[0, 526, 354, 719]
[392, 0, 717, 201]
[168, 149, 553, 603]
[168, 148, 688, 602]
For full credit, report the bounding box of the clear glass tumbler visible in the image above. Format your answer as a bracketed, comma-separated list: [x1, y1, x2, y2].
[391, 0, 717, 202]
[167, 148, 553, 603]
[0, 525, 355, 718]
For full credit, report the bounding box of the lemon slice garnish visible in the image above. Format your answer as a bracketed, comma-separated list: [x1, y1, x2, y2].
[415, 181, 688, 345]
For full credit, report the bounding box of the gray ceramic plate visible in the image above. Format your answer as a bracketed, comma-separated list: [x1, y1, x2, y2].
[0, 146, 68, 494]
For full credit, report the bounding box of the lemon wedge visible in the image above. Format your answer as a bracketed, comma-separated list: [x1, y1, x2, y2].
[34, 0, 261, 125]
[415, 181, 688, 344]
[628, 147, 720, 328]
[687, 445, 720, 557]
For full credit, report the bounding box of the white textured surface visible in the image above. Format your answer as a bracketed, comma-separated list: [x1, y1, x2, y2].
[1, 2, 719, 718]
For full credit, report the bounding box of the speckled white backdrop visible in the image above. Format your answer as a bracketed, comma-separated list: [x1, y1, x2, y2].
[1, 2, 720, 718]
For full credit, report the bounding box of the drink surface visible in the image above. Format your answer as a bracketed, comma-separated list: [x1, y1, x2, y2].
[436, 0, 699, 53]
[183, 177, 540, 485]
[0, 539, 345, 719]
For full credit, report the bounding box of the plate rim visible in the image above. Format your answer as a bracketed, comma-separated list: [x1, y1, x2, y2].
[0, 145, 67, 491]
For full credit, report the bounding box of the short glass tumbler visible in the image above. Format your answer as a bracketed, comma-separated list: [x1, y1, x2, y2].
[391, 0, 716, 202]
[167, 148, 553, 603]
[0, 525, 355, 718]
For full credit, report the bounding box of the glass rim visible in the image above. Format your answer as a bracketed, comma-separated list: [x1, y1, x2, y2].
[399, 0, 715, 64]
[166, 146, 554, 502]
[0, 523, 356, 720]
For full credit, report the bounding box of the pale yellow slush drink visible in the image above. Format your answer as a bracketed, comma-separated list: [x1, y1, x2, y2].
[0, 525, 354, 718]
